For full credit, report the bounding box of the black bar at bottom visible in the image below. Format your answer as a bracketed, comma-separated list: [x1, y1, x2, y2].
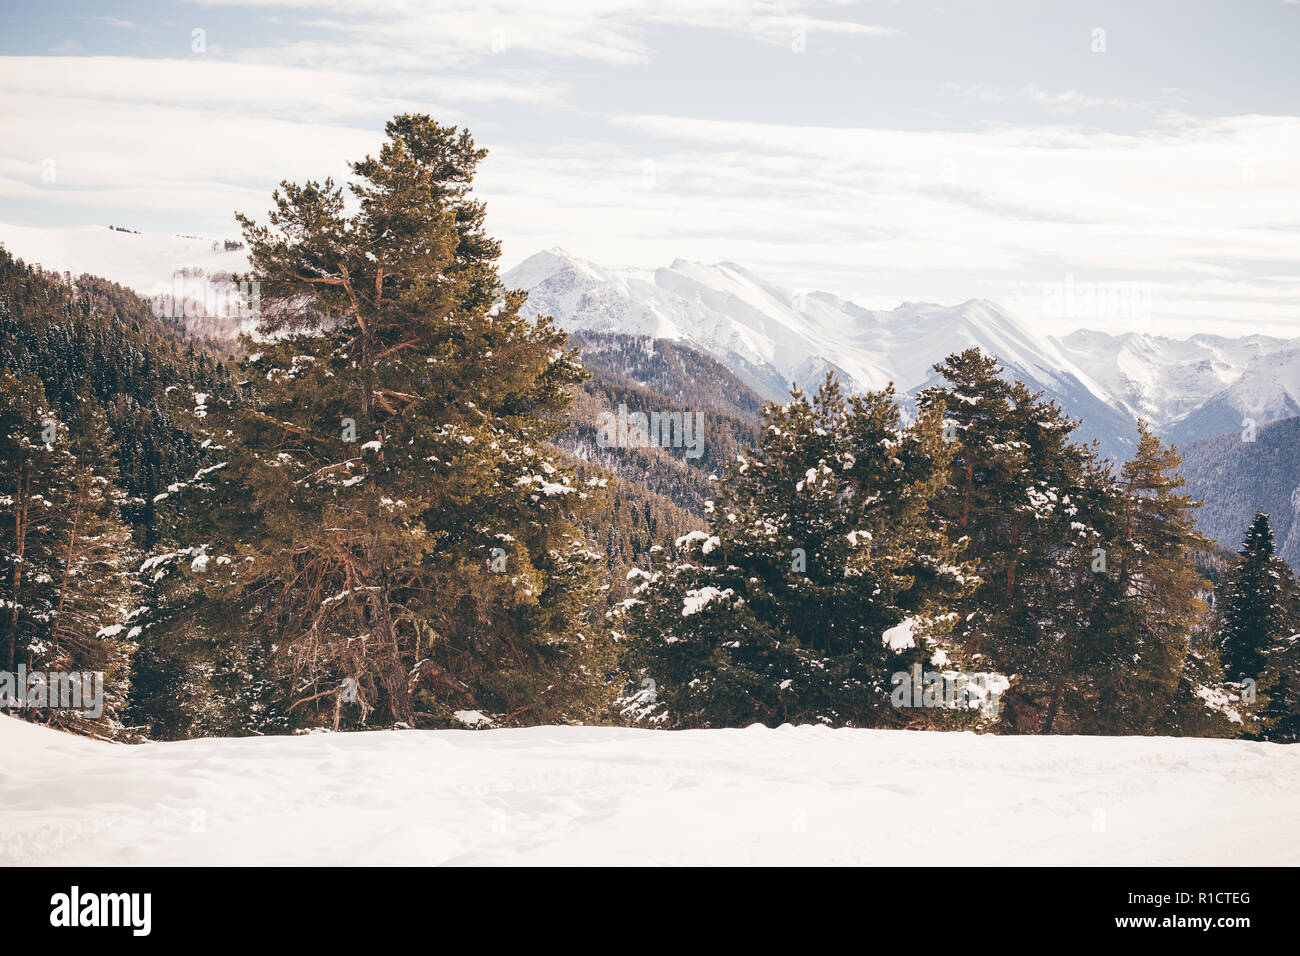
[0, 865, 1280, 942]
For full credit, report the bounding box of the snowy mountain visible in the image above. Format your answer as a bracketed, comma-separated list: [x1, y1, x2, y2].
[1165, 343, 1300, 449]
[5, 225, 1300, 459]
[0, 222, 249, 291]
[1057, 329, 1300, 444]
[503, 250, 1117, 458]
[507, 248, 1099, 398]
[505, 249, 1300, 460]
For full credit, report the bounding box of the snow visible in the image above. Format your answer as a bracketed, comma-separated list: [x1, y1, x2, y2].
[504, 249, 1118, 406]
[882, 618, 919, 651]
[6, 224, 1300, 440]
[9, 225, 1300, 447]
[503, 248, 1300, 454]
[2, 715, 1296, 865]
[1055, 328, 1300, 429]
[0, 223, 249, 297]
[681, 586, 733, 616]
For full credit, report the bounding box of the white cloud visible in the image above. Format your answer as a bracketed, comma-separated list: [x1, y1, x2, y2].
[185, 0, 901, 67]
[1, 2, 1296, 337]
[940, 82, 1165, 116]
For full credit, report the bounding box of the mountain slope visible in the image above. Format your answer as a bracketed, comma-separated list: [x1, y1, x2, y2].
[1166, 343, 1300, 450]
[0, 246, 226, 544]
[570, 330, 766, 423]
[1179, 416, 1300, 572]
[7, 226, 1300, 463]
[1053, 329, 1288, 428]
[507, 249, 1142, 458]
[506, 249, 1300, 463]
[0, 223, 248, 293]
[0, 223, 253, 341]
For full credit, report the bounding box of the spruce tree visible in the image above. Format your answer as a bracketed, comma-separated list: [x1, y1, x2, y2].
[1095, 422, 1222, 735]
[1213, 512, 1300, 739]
[1216, 513, 1290, 680]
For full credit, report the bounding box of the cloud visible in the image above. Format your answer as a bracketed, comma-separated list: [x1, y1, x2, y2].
[1, 2, 1295, 337]
[940, 82, 1165, 116]
[184, 0, 902, 67]
[554, 111, 1300, 333]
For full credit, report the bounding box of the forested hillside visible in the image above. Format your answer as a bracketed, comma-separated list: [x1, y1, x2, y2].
[0, 251, 226, 546]
[1180, 416, 1300, 572]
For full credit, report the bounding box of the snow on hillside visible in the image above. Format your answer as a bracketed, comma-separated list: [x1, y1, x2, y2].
[3, 715, 1297, 865]
[1055, 329, 1294, 429]
[504, 248, 1113, 405]
[5, 224, 1300, 453]
[505, 249, 1300, 457]
[0, 223, 248, 293]
[505, 249, 1144, 458]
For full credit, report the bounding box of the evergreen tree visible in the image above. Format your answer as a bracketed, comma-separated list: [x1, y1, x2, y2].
[917, 348, 1100, 732]
[623, 376, 976, 728]
[0, 371, 66, 675]
[44, 399, 136, 727]
[141, 114, 616, 731]
[1216, 513, 1291, 680]
[1213, 512, 1300, 739]
[1093, 423, 1225, 736]
[1263, 630, 1300, 743]
[0, 371, 133, 730]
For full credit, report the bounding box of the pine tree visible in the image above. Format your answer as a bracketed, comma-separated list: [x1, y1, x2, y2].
[1216, 513, 1290, 680]
[0, 371, 66, 675]
[141, 114, 616, 731]
[623, 376, 976, 728]
[1263, 630, 1300, 743]
[0, 371, 134, 730]
[917, 348, 1099, 732]
[43, 400, 136, 728]
[1093, 422, 1224, 735]
[1213, 512, 1300, 739]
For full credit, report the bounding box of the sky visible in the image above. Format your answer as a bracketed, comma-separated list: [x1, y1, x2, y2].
[0, 0, 1298, 337]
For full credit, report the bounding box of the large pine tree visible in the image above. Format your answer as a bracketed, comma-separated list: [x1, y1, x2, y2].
[917, 348, 1100, 732]
[138, 114, 615, 733]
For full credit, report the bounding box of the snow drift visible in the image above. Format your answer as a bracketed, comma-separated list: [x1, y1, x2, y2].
[3, 715, 1297, 866]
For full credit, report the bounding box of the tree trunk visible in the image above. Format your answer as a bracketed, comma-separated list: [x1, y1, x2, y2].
[51, 481, 86, 656]
[6, 469, 30, 673]
[1040, 678, 1065, 734]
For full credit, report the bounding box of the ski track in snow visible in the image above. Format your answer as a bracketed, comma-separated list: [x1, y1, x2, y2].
[3, 716, 1297, 866]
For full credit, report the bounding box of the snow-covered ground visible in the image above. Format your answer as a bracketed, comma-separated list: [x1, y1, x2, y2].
[0, 223, 248, 293]
[3, 715, 1297, 866]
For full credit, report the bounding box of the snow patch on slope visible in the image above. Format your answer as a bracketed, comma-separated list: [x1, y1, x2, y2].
[506, 249, 1113, 406]
[0, 223, 249, 293]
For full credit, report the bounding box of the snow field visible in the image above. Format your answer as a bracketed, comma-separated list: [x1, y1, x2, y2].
[3, 715, 1297, 866]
